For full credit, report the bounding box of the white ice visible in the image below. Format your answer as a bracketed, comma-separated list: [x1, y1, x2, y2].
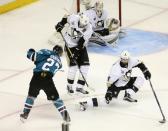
[0, 0, 168, 131]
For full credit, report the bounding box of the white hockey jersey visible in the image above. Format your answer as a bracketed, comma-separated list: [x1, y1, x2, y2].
[83, 8, 108, 31]
[64, 14, 93, 48]
[108, 58, 142, 87]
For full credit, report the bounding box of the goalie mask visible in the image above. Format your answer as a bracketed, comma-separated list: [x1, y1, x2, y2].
[79, 13, 89, 28]
[53, 45, 63, 56]
[120, 50, 130, 66]
[94, 0, 103, 17]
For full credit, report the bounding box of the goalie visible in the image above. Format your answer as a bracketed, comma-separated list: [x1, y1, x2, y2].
[82, 0, 121, 46]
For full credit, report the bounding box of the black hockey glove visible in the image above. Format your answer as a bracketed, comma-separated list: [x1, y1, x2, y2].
[136, 62, 151, 80]
[144, 70, 151, 80]
[55, 22, 64, 32]
[105, 91, 113, 104]
[105, 83, 119, 104]
[27, 48, 36, 61]
[55, 17, 67, 32]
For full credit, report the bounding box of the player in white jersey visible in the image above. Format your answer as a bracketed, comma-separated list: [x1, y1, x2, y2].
[55, 13, 93, 94]
[105, 50, 151, 103]
[79, 51, 151, 110]
[82, 0, 121, 46]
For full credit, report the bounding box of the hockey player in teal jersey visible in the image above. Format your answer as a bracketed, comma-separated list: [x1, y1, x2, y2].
[20, 45, 70, 123]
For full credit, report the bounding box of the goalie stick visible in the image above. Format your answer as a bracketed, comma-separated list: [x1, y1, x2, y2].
[148, 79, 166, 123]
[92, 32, 118, 47]
[59, 31, 95, 92]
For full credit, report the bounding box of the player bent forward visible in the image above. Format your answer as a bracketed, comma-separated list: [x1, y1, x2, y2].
[55, 13, 93, 94]
[79, 50, 151, 110]
[20, 45, 70, 122]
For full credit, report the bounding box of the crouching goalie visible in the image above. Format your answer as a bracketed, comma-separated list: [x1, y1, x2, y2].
[82, 0, 123, 46]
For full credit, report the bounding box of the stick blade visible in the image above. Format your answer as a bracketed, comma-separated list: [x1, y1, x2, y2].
[159, 119, 166, 124]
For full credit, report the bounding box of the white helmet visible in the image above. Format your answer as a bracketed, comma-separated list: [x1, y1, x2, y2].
[120, 50, 130, 63]
[79, 13, 89, 28]
[94, 0, 103, 17]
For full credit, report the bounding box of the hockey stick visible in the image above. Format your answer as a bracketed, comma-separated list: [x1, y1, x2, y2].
[148, 79, 166, 123]
[92, 32, 118, 47]
[59, 32, 95, 92]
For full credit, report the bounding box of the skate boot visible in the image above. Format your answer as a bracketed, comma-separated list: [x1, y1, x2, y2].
[79, 101, 87, 111]
[76, 88, 89, 94]
[62, 110, 71, 122]
[123, 92, 137, 102]
[67, 85, 74, 94]
[20, 112, 29, 123]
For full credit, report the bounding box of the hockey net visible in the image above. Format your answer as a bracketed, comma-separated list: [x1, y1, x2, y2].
[71, 0, 122, 26]
[48, 0, 122, 46]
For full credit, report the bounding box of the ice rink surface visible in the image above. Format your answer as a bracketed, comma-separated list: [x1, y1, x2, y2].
[0, 0, 168, 131]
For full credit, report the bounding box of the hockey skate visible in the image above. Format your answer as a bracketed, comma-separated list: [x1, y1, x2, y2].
[62, 110, 71, 122]
[20, 112, 29, 123]
[123, 92, 137, 102]
[79, 101, 87, 111]
[76, 88, 89, 94]
[67, 85, 74, 94]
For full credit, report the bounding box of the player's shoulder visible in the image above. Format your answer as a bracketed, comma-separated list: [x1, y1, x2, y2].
[68, 14, 79, 22]
[84, 8, 95, 14]
[129, 57, 140, 62]
[38, 49, 52, 55]
[111, 60, 121, 70]
[129, 57, 142, 66]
